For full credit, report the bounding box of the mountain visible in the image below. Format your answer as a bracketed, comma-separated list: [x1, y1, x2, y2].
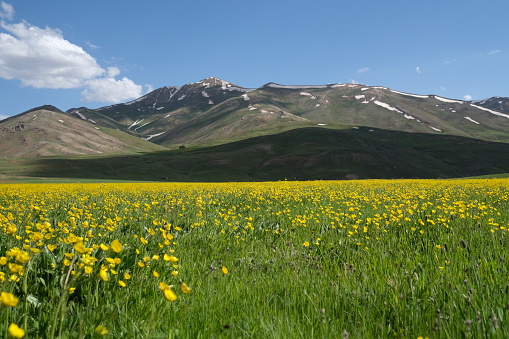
[473, 97, 509, 114]
[0, 106, 166, 158]
[2, 77, 509, 181]
[89, 77, 252, 141]
[147, 83, 509, 146]
[63, 78, 509, 148]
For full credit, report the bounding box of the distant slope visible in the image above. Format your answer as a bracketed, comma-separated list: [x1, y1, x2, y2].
[8, 127, 509, 181]
[0, 107, 166, 158]
[473, 97, 509, 114]
[50, 78, 509, 149]
[149, 82, 509, 146]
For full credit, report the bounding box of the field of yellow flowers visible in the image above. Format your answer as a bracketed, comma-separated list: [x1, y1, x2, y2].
[0, 179, 508, 338]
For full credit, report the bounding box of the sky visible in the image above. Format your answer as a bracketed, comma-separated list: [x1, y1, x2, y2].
[0, 0, 508, 120]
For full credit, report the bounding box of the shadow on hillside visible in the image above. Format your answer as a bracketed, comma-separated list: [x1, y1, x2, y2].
[18, 127, 509, 181]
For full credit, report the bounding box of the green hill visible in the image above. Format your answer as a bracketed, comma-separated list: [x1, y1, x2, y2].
[3, 127, 509, 181]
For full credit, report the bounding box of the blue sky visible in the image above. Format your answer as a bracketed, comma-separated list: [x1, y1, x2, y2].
[0, 0, 507, 120]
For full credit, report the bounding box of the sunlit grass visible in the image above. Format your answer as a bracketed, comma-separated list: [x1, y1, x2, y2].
[0, 179, 508, 337]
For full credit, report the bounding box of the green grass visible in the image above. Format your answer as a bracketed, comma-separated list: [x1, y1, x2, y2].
[0, 180, 509, 338]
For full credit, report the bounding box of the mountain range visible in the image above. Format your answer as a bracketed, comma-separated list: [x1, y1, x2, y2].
[1, 77, 509, 180]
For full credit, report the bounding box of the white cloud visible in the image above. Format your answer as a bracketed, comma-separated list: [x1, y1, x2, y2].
[0, 2, 14, 20]
[85, 41, 99, 50]
[0, 114, 9, 121]
[350, 79, 359, 84]
[488, 50, 500, 55]
[0, 21, 104, 88]
[464, 94, 472, 100]
[145, 84, 154, 94]
[0, 4, 144, 104]
[356, 67, 369, 74]
[82, 77, 143, 103]
[416, 66, 421, 74]
[106, 66, 121, 78]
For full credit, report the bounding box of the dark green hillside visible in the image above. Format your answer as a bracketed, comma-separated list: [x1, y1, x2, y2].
[4, 127, 509, 181]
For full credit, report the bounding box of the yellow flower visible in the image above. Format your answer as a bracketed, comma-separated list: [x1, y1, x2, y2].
[124, 272, 131, 280]
[159, 282, 170, 291]
[68, 287, 76, 294]
[74, 242, 91, 254]
[435, 245, 441, 249]
[8, 263, 23, 274]
[118, 280, 126, 287]
[0, 257, 7, 265]
[47, 244, 56, 252]
[84, 266, 93, 274]
[181, 282, 191, 294]
[9, 275, 20, 282]
[221, 266, 229, 275]
[8, 323, 25, 338]
[110, 240, 123, 253]
[99, 243, 109, 251]
[303, 241, 310, 247]
[0, 292, 19, 307]
[171, 271, 178, 276]
[99, 267, 109, 281]
[153, 271, 159, 277]
[6, 225, 17, 235]
[164, 255, 179, 262]
[95, 325, 108, 335]
[163, 288, 177, 301]
[15, 251, 30, 264]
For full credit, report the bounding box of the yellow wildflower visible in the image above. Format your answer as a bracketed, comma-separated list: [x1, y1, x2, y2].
[0, 292, 19, 307]
[110, 240, 123, 253]
[8, 323, 25, 338]
[95, 325, 108, 335]
[99, 267, 109, 281]
[221, 266, 229, 275]
[181, 282, 191, 294]
[163, 288, 177, 301]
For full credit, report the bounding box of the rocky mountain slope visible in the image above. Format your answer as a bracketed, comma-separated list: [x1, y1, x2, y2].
[0, 106, 166, 158]
[59, 77, 509, 148]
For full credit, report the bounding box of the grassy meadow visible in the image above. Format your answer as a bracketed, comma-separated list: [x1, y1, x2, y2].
[0, 179, 508, 338]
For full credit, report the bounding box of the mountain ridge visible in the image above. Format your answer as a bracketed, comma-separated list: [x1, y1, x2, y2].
[54, 77, 509, 149]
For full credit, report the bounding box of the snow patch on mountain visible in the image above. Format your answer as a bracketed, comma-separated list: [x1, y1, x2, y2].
[433, 96, 464, 104]
[143, 132, 166, 141]
[464, 117, 480, 124]
[242, 94, 250, 101]
[300, 92, 317, 99]
[202, 91, 209, 98]
[390, 90, 428, 99]
[128, 119, 143, 130]
[74, 111, 87, 120]
[373, 101, 404, 114]
[267, 83, 328, 89]
[470, 104, 509, 119]
[355, 95, 365, 100]
[429, 126, 442, 132]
